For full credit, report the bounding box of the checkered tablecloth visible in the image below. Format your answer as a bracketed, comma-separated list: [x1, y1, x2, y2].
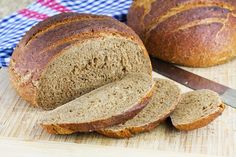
[0, 0, 132, 67]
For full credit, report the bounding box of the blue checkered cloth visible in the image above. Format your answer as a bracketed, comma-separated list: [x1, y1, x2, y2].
[0, 0, 132, 67]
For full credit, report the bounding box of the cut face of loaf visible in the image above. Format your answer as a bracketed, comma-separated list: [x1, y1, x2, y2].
[170, 89, 225, 131]
[9, 13, 152, 110]
[98, 79, 181, 138]
[40, 73, 154, 134]
[128, 0, 236, 67]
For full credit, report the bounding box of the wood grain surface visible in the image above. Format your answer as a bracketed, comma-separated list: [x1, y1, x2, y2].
[0, 61, 236, 156]
[0, 137, 215, 157]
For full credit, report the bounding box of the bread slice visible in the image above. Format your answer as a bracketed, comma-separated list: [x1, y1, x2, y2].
[98, 78, 181, 138]
[40, 73, 154, 134]
[170, 89, 225, 131]
[9, 13, 152, 110]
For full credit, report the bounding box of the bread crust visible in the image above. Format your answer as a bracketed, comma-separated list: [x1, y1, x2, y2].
[128, 0, 236, 67]
[8, 64, 38, 106]
[172, 104, 225, 131]
[41, 85, 155, 134]
[9, 13, 152, 108]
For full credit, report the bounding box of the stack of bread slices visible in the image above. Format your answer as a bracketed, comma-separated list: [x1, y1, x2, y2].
[9, 13, 225, 138]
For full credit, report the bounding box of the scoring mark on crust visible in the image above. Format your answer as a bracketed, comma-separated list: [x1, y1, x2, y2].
[144, 1, 235, 43]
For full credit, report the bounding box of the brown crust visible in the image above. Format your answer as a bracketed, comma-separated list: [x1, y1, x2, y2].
[21, 13, 100, 45]
[144, 0, 235, 33]
[24, 13, 110, 46]
[9, 13, 151, 107]
[127, 6, 143, 37]
[130, 0, 236, 34]
[128, 0, 236, 67]
[146, 13, 236, 67]
[144, 6, 230, 42]
[8, 64, 38, 106]
[24, 17, 141, 54]
[40, 84, 155, 134]
[172, 104, 225, 131]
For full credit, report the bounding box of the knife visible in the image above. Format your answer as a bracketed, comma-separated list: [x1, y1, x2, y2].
[151, 57, 236, 109]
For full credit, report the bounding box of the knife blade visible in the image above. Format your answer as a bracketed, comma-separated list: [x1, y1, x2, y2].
[151, 57, 236, 109]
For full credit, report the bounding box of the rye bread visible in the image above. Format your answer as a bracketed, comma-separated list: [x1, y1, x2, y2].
[40, 73, 154, 134]
[128, 0, 236, 67]
[98, 78, 181, 138]
[170, 89, 225, 131]
[9, 13, 152, 110]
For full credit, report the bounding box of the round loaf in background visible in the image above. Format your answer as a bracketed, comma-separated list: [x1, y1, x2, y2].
[9, 13, 152, 110]
[128, 0, 236, 67]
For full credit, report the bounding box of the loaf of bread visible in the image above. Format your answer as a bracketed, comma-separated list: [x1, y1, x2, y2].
[40, 73, 154, 134]
[98, 78, 181, 138]
[9, 13, 152, 110]
[128, 0, 236, 67]
[170, 89, 225, 131]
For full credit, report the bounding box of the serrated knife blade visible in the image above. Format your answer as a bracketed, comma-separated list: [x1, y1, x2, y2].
[151, 57, 236, 109]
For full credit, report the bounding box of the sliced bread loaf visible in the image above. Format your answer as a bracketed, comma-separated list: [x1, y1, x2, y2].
[98, 78, 181, 138]
[170, 89, 225, 131]
[40, 73, 154, 134]
[9, 13, 152, 110]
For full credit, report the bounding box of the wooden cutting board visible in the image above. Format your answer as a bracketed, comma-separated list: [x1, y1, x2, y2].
[0, 61, 236, 156]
